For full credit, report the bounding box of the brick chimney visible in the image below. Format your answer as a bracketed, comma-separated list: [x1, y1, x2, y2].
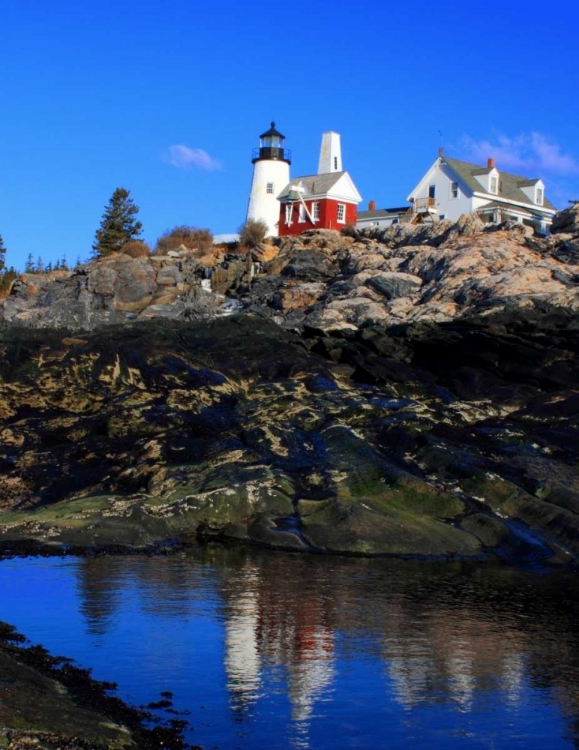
[368, 200, 376, 211]
[487, 157, 496, 169]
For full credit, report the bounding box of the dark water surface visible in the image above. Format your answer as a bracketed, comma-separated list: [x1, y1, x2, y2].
[1, 547, 579, 749]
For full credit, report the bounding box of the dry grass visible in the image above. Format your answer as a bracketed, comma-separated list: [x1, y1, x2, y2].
[121, 240, 152, 258]
[155, 226, 214, 257]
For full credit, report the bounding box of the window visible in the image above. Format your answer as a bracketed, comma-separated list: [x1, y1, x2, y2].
[337, 203, 345, 223]
[536, 187, 544, 205]
[450, 182, 459, 199]
[285, 204, 293, 225]
[298, 203, 306, 222]
[313, 202, 320, 221]
[439, 214, 446, 220]
[266, 182, 274, 194]
[490, 176, 498, 194]
[334, 157, 338, 170]
[391, 218, 399, 225]
[428, 185, 436, 199]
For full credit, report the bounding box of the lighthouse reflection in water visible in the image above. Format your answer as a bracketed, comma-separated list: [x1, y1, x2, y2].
[2, 548, 579, 749]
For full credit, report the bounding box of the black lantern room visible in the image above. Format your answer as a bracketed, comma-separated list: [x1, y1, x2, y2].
[252, 122, 291, 164]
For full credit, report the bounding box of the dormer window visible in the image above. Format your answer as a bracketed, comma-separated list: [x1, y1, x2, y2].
[490, 176, 498, 194]
[536, 187, 544, 205]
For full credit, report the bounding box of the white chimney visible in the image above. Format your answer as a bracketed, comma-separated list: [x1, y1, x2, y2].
[318, 131, 342, 174]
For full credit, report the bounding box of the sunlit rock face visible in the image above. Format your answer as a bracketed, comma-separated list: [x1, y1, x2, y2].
[1, 213, 578, 332]
[242, 219, 579, 332]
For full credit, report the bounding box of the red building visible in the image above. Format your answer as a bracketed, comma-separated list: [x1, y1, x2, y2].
[277, 172, 362, 236]
[276, 131, 362, 237]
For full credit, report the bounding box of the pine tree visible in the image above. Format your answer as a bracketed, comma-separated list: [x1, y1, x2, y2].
[93, 188, 143, 257]
[0, 234, 6, 272]
[25, 253, 34, 273]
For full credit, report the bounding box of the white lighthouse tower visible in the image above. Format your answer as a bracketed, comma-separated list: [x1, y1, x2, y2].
[246, 122, 291, 237]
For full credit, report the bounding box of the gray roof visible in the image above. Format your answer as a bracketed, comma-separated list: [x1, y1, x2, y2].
[476, 200, 541, 215]
[358, 207, 408, 219]
[278, 172, 346, 200]
[442, 157, 556, 211]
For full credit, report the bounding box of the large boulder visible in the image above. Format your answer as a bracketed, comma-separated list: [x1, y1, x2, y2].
[551, 203, 579, 235]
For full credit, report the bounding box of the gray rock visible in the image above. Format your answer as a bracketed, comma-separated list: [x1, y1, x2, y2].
[551, 204, 579, 235]
[366, 272, 422, 300]
[156, 266, 183, 287]
[553, 240, 579, 264]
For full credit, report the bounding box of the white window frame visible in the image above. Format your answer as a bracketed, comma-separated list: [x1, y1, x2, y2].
[266, 182, 274, 194]
[490, 175, 498, 194]
[536, 187, 544, 205]
[298, 203, 306, 222]
[337, 203, 346, 223]
[450, 182, 459, 199]
[313, 202, 320, 221]
[285, 204, 293, 226]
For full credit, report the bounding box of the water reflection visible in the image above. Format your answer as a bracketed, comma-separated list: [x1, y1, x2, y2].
[76, 556, 125, 636]
[221, 557, 337, 734]
[5, 549, 579, 748]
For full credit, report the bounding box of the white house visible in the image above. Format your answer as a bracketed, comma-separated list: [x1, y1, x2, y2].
[404, 150, 557, 233]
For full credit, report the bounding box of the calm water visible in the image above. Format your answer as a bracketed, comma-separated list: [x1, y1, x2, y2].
[1, 547, 579, 749]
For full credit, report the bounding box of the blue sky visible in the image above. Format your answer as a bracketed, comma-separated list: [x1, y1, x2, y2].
[2, 0, 578, 270]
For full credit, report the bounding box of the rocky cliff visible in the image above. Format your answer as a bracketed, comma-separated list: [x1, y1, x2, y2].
[2, 207, 578, 332]
[0, 208, 578, 564]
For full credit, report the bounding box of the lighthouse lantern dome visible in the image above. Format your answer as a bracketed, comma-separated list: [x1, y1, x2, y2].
[252, 121, 291, 164]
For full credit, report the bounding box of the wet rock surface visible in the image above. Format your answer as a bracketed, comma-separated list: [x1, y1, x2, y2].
[0, 310, 577, 564]
[0, 622, 194, 749]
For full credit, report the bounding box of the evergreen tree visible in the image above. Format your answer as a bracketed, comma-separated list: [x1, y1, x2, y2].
[36, 256, 44, 273]
[0, 234, 6, 272]
[93, 188, 143, 257]
[25, 253, 34, 273]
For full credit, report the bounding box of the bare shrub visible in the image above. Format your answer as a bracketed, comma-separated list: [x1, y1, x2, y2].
[238, 219, 268, 249]
[155, 226, 214, 257]
[121, 240, 152, 258]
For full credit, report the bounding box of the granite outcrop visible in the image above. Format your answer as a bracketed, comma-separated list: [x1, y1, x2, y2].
[1, 207, 578, 332]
